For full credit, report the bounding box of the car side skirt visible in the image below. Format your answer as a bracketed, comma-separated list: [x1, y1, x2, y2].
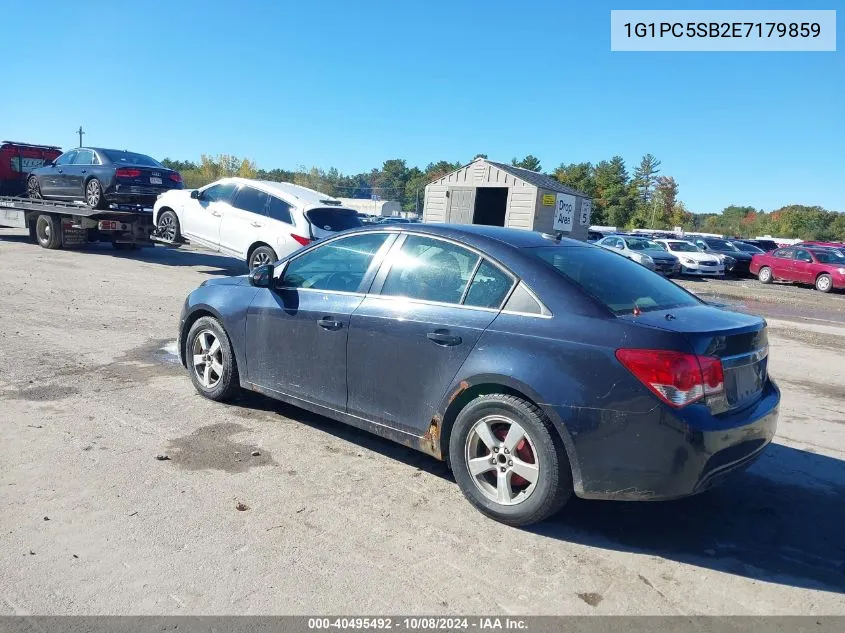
[241, 380, 441, 459]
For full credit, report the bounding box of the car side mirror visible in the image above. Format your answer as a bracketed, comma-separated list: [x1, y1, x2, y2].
[190, 190, 200, 199]
[249, 263, 273, 288]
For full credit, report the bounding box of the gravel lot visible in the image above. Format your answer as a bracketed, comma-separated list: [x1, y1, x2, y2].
[1, 228, 844, 615]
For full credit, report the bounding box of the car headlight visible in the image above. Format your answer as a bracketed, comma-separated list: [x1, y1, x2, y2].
[682, 257, 696, 264]
[636, 253, 653, 264]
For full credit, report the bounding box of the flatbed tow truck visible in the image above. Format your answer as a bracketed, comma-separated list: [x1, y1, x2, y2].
[0, 195, 156, 250]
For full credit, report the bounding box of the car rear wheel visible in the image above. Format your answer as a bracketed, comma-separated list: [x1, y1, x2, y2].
[815, 274, 833, 293]
[185, 316, 241, 402]
[35, 214, 61, 249]
[248, 245, 277, 272]
[449, 394, 573, 526]
[85, 178, 107, 209]
[758, 266, 772, 284]
[27, 176, 42, 199]
[156, 209, 181, 244]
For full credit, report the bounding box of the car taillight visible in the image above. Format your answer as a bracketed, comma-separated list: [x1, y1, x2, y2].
[116, 168, 141, 178]
[169, 172, 182, 183]
[291, 234, 311, 246]
[615, 349, 724, 408]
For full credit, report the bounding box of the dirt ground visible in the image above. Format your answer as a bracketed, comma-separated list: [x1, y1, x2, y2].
[1, 228, 843, 615]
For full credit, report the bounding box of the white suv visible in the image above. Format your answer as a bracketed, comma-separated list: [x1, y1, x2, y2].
[153, 178, 362, 270]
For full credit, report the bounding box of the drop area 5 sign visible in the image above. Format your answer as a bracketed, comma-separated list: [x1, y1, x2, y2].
[553, 193, 576, 232]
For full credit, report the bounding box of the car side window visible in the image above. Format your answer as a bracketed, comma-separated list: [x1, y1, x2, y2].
[380, 235, 479, 305]
[464, 260, 514, 309]
[232, 186, 269, 215]
[73, 149, 93, 165]
[55, 151, 77, 166]
[201, 183, 238, 203]
[281, 233, 390, 293]
[91, 151, 101, 165]
[266, 196, 293, 224]
[773, 248, 794, 259]
[795, 249, 813, 262]
[695, 240, 707, 249]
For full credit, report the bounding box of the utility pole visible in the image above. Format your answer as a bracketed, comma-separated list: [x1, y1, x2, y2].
[76, 126, 85, 147]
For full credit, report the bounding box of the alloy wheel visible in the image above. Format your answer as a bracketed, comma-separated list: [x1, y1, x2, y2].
[251, 250, 272, 269]
[464, 415, 539, 506]
[192, 330, 224, 389]
[86, 180, 101, 207]
[27, 177, 42, 199]
[158, 214, 177, 242]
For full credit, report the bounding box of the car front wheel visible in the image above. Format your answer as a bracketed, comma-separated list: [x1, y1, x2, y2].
[816, 274, 833, 293]
[185, 316, 241, 401]
[156, 209, 181, 244]
[449, 394, 573, 526]
[758, 266, 772, 284]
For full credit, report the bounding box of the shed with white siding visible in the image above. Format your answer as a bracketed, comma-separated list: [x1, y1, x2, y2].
[422, 158, 592, 241]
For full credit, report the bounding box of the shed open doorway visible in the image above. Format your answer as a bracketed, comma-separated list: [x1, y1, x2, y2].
[473, 187, 508, 226]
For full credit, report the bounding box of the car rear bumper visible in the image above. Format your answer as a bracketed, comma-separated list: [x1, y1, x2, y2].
[106, 184, 181, 205]
[554, 379, 779, 501]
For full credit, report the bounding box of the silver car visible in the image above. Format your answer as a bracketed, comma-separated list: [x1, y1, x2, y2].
[596, 235, 680, 276]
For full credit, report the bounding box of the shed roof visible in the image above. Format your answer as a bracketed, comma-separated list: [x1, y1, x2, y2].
[483, 159, 587, 197]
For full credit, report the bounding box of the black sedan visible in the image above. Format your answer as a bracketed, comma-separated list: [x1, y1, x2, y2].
[691, 237, 754, 275]
[26, 147, 183, 209]
[178, 224, 779, 526]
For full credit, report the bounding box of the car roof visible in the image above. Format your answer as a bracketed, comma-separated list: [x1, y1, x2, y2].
[211, 178, 355, 209]
[341, 222, 586, 251]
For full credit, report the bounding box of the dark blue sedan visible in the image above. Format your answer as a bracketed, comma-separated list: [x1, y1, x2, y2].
[27, 147, 183, 209]
[178, 224, 779, 526]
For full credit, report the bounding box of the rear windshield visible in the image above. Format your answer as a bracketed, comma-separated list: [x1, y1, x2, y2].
[735, 242, 764, 253]
[530, 246, 700, 315]
[813, 250, 845, 264]
[306, 208, 363, 232]
[101, 150, 161, 167]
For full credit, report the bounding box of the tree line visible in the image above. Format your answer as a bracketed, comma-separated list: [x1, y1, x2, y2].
[161, 153, 843, 240]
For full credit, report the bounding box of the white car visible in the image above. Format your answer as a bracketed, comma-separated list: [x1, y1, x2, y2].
[654, 239, 725, 276]
[153, 178, 362, 270]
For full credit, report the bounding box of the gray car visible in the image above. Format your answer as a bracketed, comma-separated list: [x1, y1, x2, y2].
[597, 235, 680, 276]
[177, 224, 778, 526]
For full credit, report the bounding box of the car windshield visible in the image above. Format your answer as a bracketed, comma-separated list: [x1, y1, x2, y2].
[813, 250, 845, 264]
[530, 246, 700, 315]
[666, 241, 698, 253]
[623, 238, 653, 251]
[646, 240, 665, 250]
[708, 238, 740, 252]
[305, 208, 363, 231]
[102, 150, 161, 167]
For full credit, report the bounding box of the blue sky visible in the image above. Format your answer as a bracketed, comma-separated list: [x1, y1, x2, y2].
[1, 0, 841, 213]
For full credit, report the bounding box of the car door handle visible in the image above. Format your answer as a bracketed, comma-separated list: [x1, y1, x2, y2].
[427, 331, 462, 346]
[81, 169, 87, 174]
[210, 211, 222, 217]
[57, 168, 63, 173]
[317, 318, 343, 331]
[250, 221, 263, 227]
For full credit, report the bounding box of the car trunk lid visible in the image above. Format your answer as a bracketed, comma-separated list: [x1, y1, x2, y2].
[115, 165, 179, 187]
[305, 207, 363, 239]
[619, 304, 769, 414]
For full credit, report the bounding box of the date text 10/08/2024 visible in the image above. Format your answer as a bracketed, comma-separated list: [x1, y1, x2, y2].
[307, 617, 528, 630]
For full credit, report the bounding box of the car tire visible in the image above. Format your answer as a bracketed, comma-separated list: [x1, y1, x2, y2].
[85, 178, 107, 209]
[35, 214, 62, 249]
[815, 273, 833, 293]
[27, 219, 38, 243]
[758, 266, 772, 284]
[449, 394, 573, 526]
[248, 245, 277, 272]
[185, 316, 241, 402]
[156, 209, 181, 244]
[27, 175, 42, 200]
